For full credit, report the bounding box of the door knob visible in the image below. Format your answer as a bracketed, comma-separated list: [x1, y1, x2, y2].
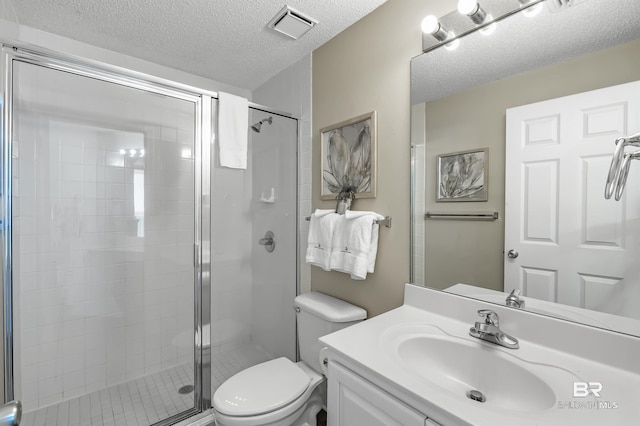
[507, 249, 519, 259]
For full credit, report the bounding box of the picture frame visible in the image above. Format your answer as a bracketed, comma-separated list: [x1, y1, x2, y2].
[320, 111, 377, 200]
[436, 148, 488, 202]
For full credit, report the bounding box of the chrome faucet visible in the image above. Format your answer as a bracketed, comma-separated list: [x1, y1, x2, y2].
[505, 289, 525, 309]
[469, 309, 519, 349]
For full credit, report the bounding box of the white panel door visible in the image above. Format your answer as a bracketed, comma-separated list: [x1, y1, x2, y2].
[505, 80, 640, 318]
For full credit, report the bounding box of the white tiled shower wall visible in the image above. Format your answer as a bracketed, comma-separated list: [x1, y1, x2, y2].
[249, 112, 298, 361]
[208, 56, 310, 363]
[252, 55, 313, 295]
[13, 114, 194, 411]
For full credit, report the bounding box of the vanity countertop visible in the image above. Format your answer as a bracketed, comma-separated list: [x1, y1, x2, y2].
[319, 284, 640, 426]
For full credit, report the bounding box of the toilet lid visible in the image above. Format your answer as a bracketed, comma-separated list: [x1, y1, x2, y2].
[213, 357, 310, 416]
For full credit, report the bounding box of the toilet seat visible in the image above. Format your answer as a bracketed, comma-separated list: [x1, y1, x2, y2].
[213, 357, 311, 417]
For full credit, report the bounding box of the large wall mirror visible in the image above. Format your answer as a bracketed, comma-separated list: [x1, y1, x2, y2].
[411, 0, 640, 337]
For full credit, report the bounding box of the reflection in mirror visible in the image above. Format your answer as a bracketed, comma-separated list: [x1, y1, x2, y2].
[411, 0, 640, 336]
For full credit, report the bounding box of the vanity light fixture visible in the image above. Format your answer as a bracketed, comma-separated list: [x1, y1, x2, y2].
[422, 15, 460, 50]
[422, 0, 550, 53]
[457, 0, 488, 25]
[421, 15, 450, 42]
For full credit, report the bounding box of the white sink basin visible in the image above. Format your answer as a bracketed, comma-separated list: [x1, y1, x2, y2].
[382, 324, 576, 414]
[321, 285, 640, 426]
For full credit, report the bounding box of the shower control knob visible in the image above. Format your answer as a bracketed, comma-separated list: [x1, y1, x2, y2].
[258, 231, 276, 253]
[507, 249, 519, 259]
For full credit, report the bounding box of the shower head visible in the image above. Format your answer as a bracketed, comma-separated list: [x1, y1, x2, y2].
[251, 116, 273, 133]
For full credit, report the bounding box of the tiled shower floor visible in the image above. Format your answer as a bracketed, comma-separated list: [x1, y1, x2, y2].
[21, 342, 271, 426]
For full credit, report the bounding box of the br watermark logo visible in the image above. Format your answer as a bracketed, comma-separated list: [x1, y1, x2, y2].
[557, 381, 619, 410]
[573, 381, 602, 397]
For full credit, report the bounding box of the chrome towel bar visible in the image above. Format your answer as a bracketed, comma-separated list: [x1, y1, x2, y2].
[305, 215, 392, 228]
[425, 211, 499, 221]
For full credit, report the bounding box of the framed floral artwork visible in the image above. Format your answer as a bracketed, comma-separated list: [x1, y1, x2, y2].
[436, 148, 488, 202]
[320, 111, 377, 200]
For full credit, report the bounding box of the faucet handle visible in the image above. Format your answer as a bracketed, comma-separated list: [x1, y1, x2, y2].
[506, 289, 525, 309]
[477, 309, 499, 326]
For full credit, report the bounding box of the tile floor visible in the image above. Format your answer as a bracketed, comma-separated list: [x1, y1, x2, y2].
[21, 342, 271, 426]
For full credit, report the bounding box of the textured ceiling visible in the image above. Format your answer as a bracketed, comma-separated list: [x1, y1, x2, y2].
[411, 0, 640, 104]
[2, 0, 387, 91]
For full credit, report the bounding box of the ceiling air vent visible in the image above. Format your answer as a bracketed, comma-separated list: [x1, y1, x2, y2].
[268, 5, 318, 40]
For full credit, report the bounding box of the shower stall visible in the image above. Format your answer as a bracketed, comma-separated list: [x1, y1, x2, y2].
[1, 45, 298, 425]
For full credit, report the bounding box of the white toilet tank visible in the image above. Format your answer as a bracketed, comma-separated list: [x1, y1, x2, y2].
[294, 292, 367, 374]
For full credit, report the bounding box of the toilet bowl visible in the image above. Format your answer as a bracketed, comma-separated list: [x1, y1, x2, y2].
[213, 292, 366, 426]
[213, 359, 323, 426]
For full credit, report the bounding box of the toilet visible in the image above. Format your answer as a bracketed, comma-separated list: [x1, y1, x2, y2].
[212, 292, 367, 426]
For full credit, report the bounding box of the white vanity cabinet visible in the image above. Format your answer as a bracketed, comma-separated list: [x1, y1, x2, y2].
[327, 360, 441, 426]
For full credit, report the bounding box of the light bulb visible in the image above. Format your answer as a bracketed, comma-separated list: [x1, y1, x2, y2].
[458, 0, 479, 16]
[421, 15, 440, 35]
[523, 3, 543, 17]
[421, 15, 450, 42]
[480, 19, 496, 35]
[444, 38, 460, 51]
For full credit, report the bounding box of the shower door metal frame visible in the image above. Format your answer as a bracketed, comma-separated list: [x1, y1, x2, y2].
[0, 43, 212, 424]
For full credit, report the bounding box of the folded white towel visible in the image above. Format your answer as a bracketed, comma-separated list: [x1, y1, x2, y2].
[306, 209, 340, 271]
[330, 211, 384, 280]
[344, 210, 383, 221]
[344, 210, 383, 274]
[218, 92, 248, 169]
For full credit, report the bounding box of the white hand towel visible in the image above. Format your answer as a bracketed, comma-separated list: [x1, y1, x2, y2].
[330, 211, 384, 280]
[218, 92, 248, 169]
[306, 209, 340, 271]
[345, 210, 383, 273]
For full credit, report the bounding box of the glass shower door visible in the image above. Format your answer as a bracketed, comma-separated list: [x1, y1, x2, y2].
[8, 60, 201, 425]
